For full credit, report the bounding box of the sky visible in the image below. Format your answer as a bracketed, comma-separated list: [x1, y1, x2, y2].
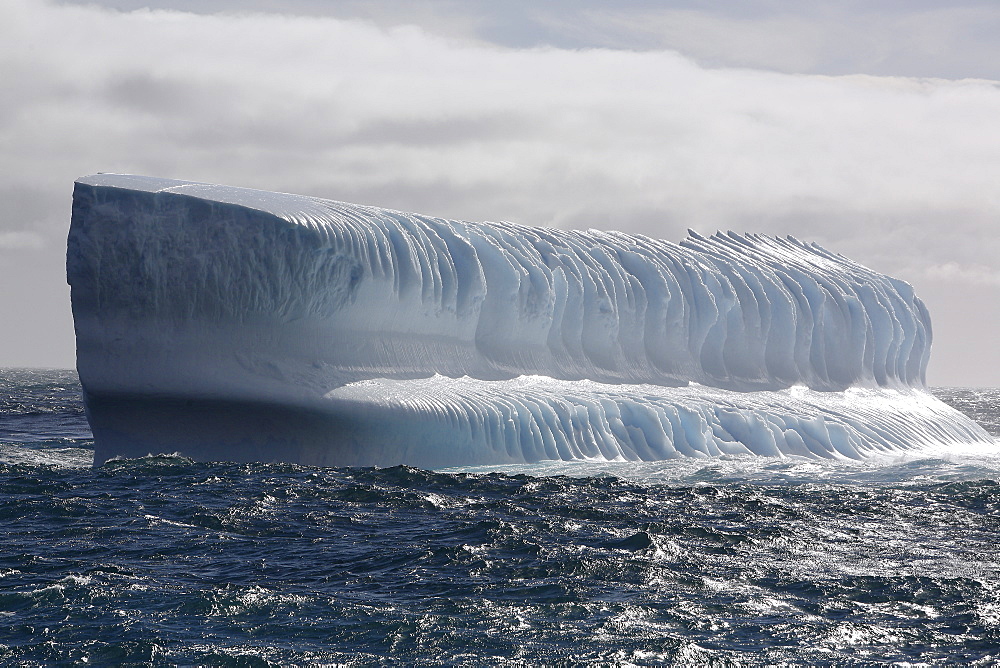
[1, 0, 998, 386]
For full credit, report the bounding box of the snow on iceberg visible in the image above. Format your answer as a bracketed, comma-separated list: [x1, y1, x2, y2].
[67, 174, 993, 467]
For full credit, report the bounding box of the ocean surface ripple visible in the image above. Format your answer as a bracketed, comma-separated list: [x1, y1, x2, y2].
[1, 369, 999, 665]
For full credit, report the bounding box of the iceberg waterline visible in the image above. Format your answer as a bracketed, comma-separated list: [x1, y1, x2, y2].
[67, 174, 993, 467]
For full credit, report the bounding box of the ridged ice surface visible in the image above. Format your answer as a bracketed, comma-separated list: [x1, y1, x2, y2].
[66, 175, 994, 466]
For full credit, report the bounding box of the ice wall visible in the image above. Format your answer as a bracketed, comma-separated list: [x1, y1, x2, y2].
[67, 175, 991, 467]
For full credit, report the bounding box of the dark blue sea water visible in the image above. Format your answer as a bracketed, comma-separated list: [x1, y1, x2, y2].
[2, 369, 999, 666]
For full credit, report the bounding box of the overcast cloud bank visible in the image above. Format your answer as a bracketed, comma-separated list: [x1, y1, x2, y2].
[2, 0, 998, 384]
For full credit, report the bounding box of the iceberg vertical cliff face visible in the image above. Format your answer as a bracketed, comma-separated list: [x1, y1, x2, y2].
[67, 175, 991, 467]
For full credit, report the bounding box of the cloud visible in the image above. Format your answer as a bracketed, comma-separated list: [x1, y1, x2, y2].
[55, 1, 1000, 81]
[0, 231, 45, 250]
[924, 262, 1000, 287]
[2, 0, 999, 382]
[548, 4, 1000, 79]
[3, 2, 999, 250]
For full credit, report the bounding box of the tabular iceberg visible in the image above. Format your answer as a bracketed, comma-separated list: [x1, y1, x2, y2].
[67, 174, 993, 467]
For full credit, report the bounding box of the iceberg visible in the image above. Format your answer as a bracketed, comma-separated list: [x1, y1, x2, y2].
[67, 174, 993, 467]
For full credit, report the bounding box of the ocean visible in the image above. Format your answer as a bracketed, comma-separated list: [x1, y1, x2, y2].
[1, 369, 999, 666]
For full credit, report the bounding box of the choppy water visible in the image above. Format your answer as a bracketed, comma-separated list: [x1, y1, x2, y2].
[1, 369, 999, 665]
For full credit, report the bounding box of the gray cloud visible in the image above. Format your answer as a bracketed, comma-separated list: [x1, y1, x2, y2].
[3, 0, 999, 384]
[346, 114, 541, 148]
[57, 0, 1000, 79]
[542, 4, 1000, 79]
[0, 231, 45, 250]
